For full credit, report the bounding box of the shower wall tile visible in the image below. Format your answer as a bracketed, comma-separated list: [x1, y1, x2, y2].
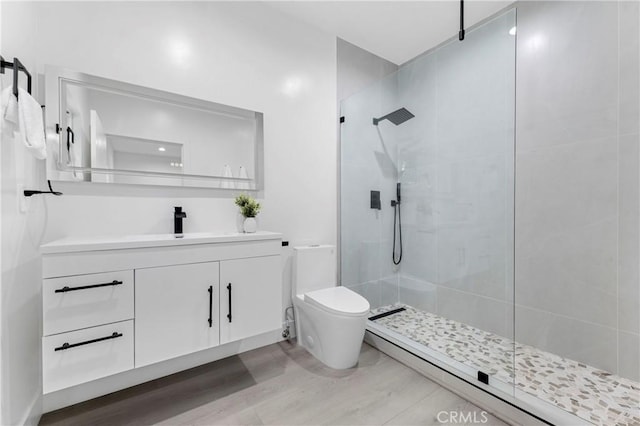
[398, 275, 437, 313]
[397, 53, 437, 166]
[618, 133, 639, 335]
[337, 38, 399, 102]
[514, 1, 636, 378]
[618, 331, 640, 382]
[516, 1, 619, 152]
[340, 66, 402, 290]
[341, 164, 383, 286]
[516, 138, 618, 248]
[401, 226, 438, 284]
[515, 305, 618, 373]
[515, 217, 618, 328]
[437, 227, 509, 302]
[380, 277, 399, 307]
[435, 16, 516, 163]
[436, 286, 513, 338]
[348, 281, 382, 310]
[619, 0, 640, 136]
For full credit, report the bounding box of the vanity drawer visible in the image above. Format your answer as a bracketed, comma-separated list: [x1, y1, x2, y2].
[43, 320, 134, 394]
[43, 270, 134, 336]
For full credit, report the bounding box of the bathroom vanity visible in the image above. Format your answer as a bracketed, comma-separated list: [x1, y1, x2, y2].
[40, 231, 282, 403]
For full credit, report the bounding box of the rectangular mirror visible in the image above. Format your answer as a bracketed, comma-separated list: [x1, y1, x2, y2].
[45, 66, 263, 190]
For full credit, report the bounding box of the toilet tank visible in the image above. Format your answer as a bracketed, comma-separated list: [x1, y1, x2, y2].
[293, 245, 337, 295]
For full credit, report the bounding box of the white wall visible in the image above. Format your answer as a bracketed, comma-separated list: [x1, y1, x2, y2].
[1, 2, 45, 424]
[35, 1, 336, 244]
[2, 1, 338, 421]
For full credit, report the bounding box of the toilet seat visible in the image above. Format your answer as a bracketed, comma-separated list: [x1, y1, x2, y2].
[304, 286, 369, 317]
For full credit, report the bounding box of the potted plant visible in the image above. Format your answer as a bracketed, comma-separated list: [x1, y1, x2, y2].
[234, 194, 261, 233]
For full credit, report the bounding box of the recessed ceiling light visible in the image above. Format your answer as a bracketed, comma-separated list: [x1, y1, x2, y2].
[509, 26, 517, 36]
[158, 147, 166, 152]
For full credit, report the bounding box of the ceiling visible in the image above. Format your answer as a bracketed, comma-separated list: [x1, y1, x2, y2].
[266, 1, 513, 64]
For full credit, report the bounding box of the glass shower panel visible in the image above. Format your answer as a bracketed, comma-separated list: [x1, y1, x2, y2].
[399, 10, 516, 388]
[341, 9, 516, 394]
[340, 71, 401, 309]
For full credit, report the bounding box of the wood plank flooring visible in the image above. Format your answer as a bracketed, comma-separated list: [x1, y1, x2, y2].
[40, 342, 508, 425]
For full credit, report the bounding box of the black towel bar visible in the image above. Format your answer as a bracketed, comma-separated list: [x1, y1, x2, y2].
[24, 180, 63, 197]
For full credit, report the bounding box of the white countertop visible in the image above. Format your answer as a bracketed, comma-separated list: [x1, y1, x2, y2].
[41, 231, 283, 254]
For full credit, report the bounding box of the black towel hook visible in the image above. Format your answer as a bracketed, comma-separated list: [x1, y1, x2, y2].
[0, 55, 32, 99]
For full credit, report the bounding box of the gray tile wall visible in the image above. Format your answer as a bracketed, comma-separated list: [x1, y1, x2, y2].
[515, 1, 639, 380]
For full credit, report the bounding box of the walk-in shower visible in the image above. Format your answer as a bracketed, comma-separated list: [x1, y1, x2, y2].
[340, 3, 639, 425]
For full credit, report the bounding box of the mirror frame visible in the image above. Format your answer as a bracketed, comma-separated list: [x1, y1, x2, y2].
[45, 65, 264, 190]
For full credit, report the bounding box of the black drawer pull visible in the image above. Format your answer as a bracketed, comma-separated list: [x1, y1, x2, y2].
[55, 280, 123, 293]
[208, 285, 213, 328]
[227, 283, 232, 323]
[54, 332, 123, 351]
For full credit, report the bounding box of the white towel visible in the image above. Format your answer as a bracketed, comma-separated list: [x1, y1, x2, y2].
[236, 165, 250, 190]
[2, 87, 47, 159]
[220, 164, 234, 189]
[2, 87, 16, 122]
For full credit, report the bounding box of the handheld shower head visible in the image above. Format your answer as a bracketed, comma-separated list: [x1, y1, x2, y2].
[373, 107, 415, 126]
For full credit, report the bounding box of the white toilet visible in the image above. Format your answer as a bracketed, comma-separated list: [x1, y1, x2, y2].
[293, 245, 370, 369]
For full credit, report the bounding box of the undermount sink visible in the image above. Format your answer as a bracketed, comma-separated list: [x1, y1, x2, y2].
[41, 231, 282, 254]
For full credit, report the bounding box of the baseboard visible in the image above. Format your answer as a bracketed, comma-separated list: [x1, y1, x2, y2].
[44, 329, 282, 413]
[365, 330, 589, 426]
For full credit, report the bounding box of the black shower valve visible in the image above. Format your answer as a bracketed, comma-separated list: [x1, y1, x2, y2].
[370, 190, 381, 210]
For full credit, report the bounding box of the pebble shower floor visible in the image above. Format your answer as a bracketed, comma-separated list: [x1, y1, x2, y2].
[370, 304, 640, 426]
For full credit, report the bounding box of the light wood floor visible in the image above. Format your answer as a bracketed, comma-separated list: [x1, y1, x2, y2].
[40, 342, 508, 426]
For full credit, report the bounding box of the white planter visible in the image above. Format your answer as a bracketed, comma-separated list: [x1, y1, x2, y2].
[243, 217, 257, 233]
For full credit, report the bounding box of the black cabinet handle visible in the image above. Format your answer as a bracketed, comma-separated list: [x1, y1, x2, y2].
[227, 283, 232, 323]
[208, 285, 213, 328]
[54, 332, 123, 351]
[55, 280, 123, 293]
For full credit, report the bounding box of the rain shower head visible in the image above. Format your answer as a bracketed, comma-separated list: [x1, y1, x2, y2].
[373, 107, 415, 126]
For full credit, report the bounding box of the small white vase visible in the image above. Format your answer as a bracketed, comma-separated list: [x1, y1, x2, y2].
[236, 213, 245, 233]
[243, 217, 257, 233]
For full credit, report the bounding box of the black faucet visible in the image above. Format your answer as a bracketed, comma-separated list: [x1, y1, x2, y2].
[174, 206, 187, 237]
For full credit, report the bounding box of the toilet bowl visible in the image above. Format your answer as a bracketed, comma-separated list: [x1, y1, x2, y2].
[293, 245, 370, 369]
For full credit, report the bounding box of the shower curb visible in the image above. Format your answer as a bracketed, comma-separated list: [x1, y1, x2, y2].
[364, 329, 592, 426]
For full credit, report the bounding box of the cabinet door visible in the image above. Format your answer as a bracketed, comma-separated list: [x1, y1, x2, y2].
[135, 262, 219, 367]
[220, 256, 281, 344]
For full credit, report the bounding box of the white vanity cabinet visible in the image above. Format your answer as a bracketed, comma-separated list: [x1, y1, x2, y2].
[41, 232, 282, 399]
[220, 256, 282, 344]
[135, 262, 220, 367]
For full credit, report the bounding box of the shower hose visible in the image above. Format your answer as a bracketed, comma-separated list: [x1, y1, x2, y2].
[392, 201, 402, 265]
